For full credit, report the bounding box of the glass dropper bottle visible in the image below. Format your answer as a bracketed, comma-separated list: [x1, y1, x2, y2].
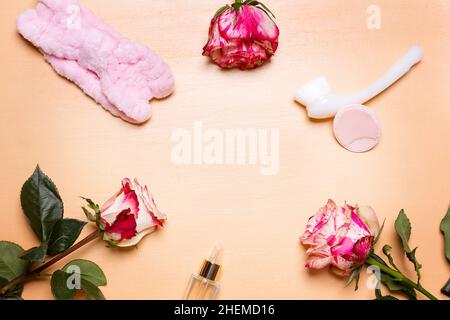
[184, 245, 222, 300]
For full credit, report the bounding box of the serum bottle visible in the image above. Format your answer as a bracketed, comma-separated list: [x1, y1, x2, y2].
[184, 245, 222, 300]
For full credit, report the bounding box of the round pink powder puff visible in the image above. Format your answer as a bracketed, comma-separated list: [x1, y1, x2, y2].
[333, 104, 381, 153]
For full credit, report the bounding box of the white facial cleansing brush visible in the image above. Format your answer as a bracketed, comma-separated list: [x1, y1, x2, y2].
[294, 45, 423, 119]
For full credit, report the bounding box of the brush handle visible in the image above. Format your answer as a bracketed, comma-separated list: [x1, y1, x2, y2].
[352, 45, 423, 103]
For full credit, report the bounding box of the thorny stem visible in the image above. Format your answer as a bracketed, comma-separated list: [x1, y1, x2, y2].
[0, 230, 100, 296]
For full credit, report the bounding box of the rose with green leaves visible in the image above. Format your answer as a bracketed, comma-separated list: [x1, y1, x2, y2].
[300, 200, 446, 300]
[0, 165, 166, 300]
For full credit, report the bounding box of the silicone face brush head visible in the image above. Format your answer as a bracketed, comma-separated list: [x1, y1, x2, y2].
[333, 104, 381, 153]
[294, 76, 332, 109]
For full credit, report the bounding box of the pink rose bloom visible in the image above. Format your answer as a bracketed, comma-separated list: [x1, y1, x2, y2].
[300, 199, 380, 275]
[100, 178, 166, 247]
[202, 1, 280, 70]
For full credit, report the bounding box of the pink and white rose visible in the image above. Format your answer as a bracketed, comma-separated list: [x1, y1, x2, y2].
[300, 199, 380, 275]
[99, 178, 166, 247]
[202, 1, 279, 70]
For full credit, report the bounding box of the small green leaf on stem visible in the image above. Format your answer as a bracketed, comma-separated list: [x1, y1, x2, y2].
[441, 279, 450, 297]
[214, 4, 231, 18]
[382, 245, 400, 272]
[0, 276, 24, 300]
[375, 288, 399, 300]
[440, 207, 450, 262]
[81, 198, 101, 216]
[346, 266, 362, 291]
[20, 243, 48, 263]
[82, 207, 96, 222]
[373, 219, 386, 245]
[247, 1, 276, 19]
[380, 273, 417, 300]
[394, 209, 422, 281]
[406, 248, 422, 281]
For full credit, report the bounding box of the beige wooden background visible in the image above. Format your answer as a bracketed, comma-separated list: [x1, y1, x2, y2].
[0, 0, 449, 299]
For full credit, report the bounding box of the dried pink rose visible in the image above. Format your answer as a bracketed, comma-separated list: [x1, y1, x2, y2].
[203, 0, 280, 70]
[99, 178, 166, 247]
[300, 200, 380, 276]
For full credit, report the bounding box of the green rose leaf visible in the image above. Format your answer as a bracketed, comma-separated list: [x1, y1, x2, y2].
[395, 209, 412, 252]
[394, 210, 421, 281]
[440, 207, 450, 262]
[20, 243, 48, 263]
[47, 219, 86, 256]
[380, 273, 417, 300]
[382, 245, 400, 272]
[375, 288, 399, 300]
[0, 276, 24, 300]
[441, 279, 450, 297]
[55, 259, 107, 300]
[82, 207, 97, 222]
[0, 242, 29, 281]
[81, 279, 105, 300]
[1, 295, 24, 300]
[50, 270, 76, 300]
[63, 259, 107, 287]
[345, 266, 362, 291]
[20, 165, 64, 241]
[405, 248, 422, 281]
[213, 4, 230, 18]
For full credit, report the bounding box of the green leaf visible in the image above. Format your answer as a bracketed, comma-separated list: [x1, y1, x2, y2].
[50, 270, 76, 300]
[394, 210, 422, 281]
[406, 248, 422, 281]
[373, 219, 386, 245]
[81, 198, 100, 216]
[440, 207, 450, 262]
[441, 279, 450, 297]
[52, 259, 107, 300]
[375, 288, 399, 300]
[345, 266, 362, 291]
[382, 245, 400, 271]
[369, 252, 389, 267]
[0, 242, 29, 281]
[395, 209, 412, 253]
[81, 279, 105, 300]
[213, 4, 230, 18]
[63, 259, 107, 287]
[380, 273, 417, 300]
[20, 243, 48, 263]
[251, 1, 276, 19]
[20, 165, 64, 241]
[82, 207, 96, 222]
[47, 219, 86, 256]
[81, 198, 102, 231]
[0, 276, 24, 300]
[1, 295, 24, 300]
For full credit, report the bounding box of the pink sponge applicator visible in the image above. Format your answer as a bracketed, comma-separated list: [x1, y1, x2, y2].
[333, 104, 381, 153]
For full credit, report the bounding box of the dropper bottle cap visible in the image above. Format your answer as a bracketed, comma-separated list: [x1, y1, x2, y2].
[199, 245, 222, 281]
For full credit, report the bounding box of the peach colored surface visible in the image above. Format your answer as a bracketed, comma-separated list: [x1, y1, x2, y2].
[0, 0, 449, 300]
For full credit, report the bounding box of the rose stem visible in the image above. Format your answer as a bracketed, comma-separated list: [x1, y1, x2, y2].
[365, 254, 438, 300]
[0, 229, 100, 295]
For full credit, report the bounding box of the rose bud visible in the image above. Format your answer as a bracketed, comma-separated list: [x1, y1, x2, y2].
[300, 199, 380, 276]
[202, 0, 280, 70]
[84, 178, 166, 247]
